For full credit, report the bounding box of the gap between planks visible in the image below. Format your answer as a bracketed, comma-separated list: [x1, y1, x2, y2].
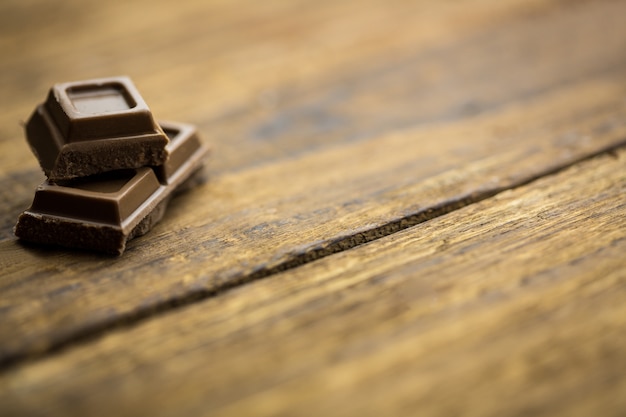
[1, 138, 625, 373]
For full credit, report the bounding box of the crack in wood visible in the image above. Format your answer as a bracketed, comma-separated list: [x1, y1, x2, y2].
[1, 139, 625, 373]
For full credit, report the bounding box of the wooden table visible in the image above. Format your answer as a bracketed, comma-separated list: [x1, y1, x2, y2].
[1, 0, 625, 415]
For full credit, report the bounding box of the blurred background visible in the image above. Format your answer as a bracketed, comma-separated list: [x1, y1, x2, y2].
[3, 0, 623, 177]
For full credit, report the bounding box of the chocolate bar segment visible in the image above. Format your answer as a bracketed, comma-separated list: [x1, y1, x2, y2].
[29, 168, 160, 225]
[15, 168, 165, 255]
[157, 121, 208, 185]
[25, 76, 169, 181]
[15, 121, 209, 255]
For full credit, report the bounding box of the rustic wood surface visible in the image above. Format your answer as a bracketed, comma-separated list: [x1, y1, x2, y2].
[1, 144, 625, 417]
[1, 0, 625, 415]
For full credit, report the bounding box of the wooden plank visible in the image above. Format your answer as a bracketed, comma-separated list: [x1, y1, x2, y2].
[2, 0, 626, 365]
[1, 146, 624, 417]
[2, 71, 626, 366]
[0, 74, 625, 365]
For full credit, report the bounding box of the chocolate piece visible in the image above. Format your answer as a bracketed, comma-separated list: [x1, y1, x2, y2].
[14, 121, 209, 255]
[25, 76, 169, 181]
[157, 121, 207, 186]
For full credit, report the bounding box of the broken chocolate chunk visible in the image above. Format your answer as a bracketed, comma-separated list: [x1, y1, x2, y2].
[25, 76, 169, 181]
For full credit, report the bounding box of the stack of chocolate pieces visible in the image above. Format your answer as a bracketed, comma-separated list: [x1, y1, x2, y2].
[14, 76, 209, 255]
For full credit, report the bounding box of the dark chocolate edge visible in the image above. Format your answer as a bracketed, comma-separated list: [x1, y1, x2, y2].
[15, 212, 127, 255]
[49, 134, 168, 181]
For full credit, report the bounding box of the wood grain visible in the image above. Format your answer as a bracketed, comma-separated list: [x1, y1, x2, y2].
[1, 146, 624, 417]
[2, 0, 626, 367]
[1, 75, 626, 366]
[2, 0, 626, 175]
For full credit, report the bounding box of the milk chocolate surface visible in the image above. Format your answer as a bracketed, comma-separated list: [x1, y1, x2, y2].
[30, 168, 160, 226]
[25, 76, 169, 181]
[15, 121, 209, 255]
[158, 121, 207, 185]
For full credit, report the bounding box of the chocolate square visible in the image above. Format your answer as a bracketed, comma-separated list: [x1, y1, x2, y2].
[25, 76, 169, 181]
